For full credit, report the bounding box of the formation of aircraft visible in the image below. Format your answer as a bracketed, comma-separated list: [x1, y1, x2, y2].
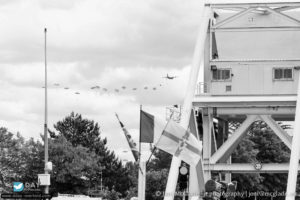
[40, 73, 178, 95]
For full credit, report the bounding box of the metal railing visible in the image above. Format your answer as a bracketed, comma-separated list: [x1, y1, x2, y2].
[195, 82, 209, 95]
[166, 105, 181, 123]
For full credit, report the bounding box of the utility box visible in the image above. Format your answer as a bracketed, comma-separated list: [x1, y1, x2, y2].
[38, 174, 50, 186]
[45, 162, 53, 171]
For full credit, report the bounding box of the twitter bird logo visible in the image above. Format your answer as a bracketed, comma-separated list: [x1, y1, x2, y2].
[13, 182, 24, 192]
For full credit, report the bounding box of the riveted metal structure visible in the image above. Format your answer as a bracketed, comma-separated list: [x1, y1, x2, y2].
[163, 1, 300, 200]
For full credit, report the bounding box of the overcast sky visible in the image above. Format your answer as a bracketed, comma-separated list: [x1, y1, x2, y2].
[0, 0, 206, 161]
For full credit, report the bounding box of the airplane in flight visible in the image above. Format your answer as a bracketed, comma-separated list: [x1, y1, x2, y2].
[91, 86, 100, 89]
[163, 74, 177, 80]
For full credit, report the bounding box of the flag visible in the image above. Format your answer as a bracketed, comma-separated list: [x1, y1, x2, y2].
[115, 113, 139, 162]
[155, 120, 202, 166]
[140, 110, 165, 143]
[140, 110, 154, 143]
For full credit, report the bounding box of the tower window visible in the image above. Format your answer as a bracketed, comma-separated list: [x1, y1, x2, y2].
[273, 68, 293, 80]
[212, 69, 231, 81]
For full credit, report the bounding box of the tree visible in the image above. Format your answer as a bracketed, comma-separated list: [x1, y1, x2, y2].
[19, 138, 44, 183]
[146, 169, 169, 200]
[0, 128, 44, 193]
[232, 136, 264, 193]
[124, 162, 138, 199]
[250, 121, 291, 199]
[49, 112, 132, 196]
[232, 121, 294, 200]
[48, 135, 100, 194]
[0, 128, 24, 192]
[123, 150, 172, 200]
[147, 148, 172, 171]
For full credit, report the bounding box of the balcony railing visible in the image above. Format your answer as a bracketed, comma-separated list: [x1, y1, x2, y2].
[195, 82, 209, 95]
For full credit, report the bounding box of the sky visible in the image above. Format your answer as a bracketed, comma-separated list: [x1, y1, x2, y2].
[0, 0, 206, 162]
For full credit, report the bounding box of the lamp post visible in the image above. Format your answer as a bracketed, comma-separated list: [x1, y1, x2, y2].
[44, 27, 49, 195]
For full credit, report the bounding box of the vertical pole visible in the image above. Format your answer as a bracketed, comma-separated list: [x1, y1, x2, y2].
[139, 105, 142, 165]
[44, 28, 49, 195]
[225, 122, 232, 183]
[138, 105, 146, 200]
[286, 72, 300, 200]
[202, 109, 212, 181]
[138, 161, 146, 200]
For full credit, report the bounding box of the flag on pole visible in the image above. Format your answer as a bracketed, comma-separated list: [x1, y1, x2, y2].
[155, 120, 202, 166]
[115, 113, 139, 162]
[140, 110, 166, 143]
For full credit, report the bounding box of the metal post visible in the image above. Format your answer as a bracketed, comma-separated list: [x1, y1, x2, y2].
[138, 105, 146, 200]
[286, 72, 300, 200]
[44, 27, 49, 195]
[138, 161, 146, 200]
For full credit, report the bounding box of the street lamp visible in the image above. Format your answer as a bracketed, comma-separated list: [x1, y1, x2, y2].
[44, 27, 49, 194]
[38, 27, 52, 199]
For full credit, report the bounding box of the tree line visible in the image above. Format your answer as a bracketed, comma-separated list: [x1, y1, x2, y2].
[0, 113, 299, 200]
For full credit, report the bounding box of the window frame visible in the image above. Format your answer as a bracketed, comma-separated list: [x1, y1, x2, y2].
[211, 68, 232, 82]
[273, 67, 294, 81]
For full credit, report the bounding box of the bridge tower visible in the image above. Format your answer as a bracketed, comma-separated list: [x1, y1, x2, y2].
[163, 1, 300, 200]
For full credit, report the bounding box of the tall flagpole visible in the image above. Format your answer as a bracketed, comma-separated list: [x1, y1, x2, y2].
[138, 105, 146, 200]
[44, 27, 49, 195]
[139, 105, 142, 165]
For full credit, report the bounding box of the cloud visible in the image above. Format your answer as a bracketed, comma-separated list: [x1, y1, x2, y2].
[38, 0, 81, 10]
[0, 0, 204, 161]
[0, 0, 202, 69]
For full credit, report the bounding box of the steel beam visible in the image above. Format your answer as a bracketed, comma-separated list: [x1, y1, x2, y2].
[210, 115, 258, 164]
[259, 115, 292, 149]
[212, 26, 300, 32]
[286, 70, 300, 200]
[209, 59, 300, 64]
[213, 7, 254, 28]
[207, 3, 300, 9]
[263, 6, 300, 25]
[202, 108, 214, 180]
[193, 96, 297, 108]
[164, 6, 212, 200]
[188, 110, 205, 200]
[275, 6, 300, 12]
[214, 107, 295, 115]
[203, 163, 300, 173]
